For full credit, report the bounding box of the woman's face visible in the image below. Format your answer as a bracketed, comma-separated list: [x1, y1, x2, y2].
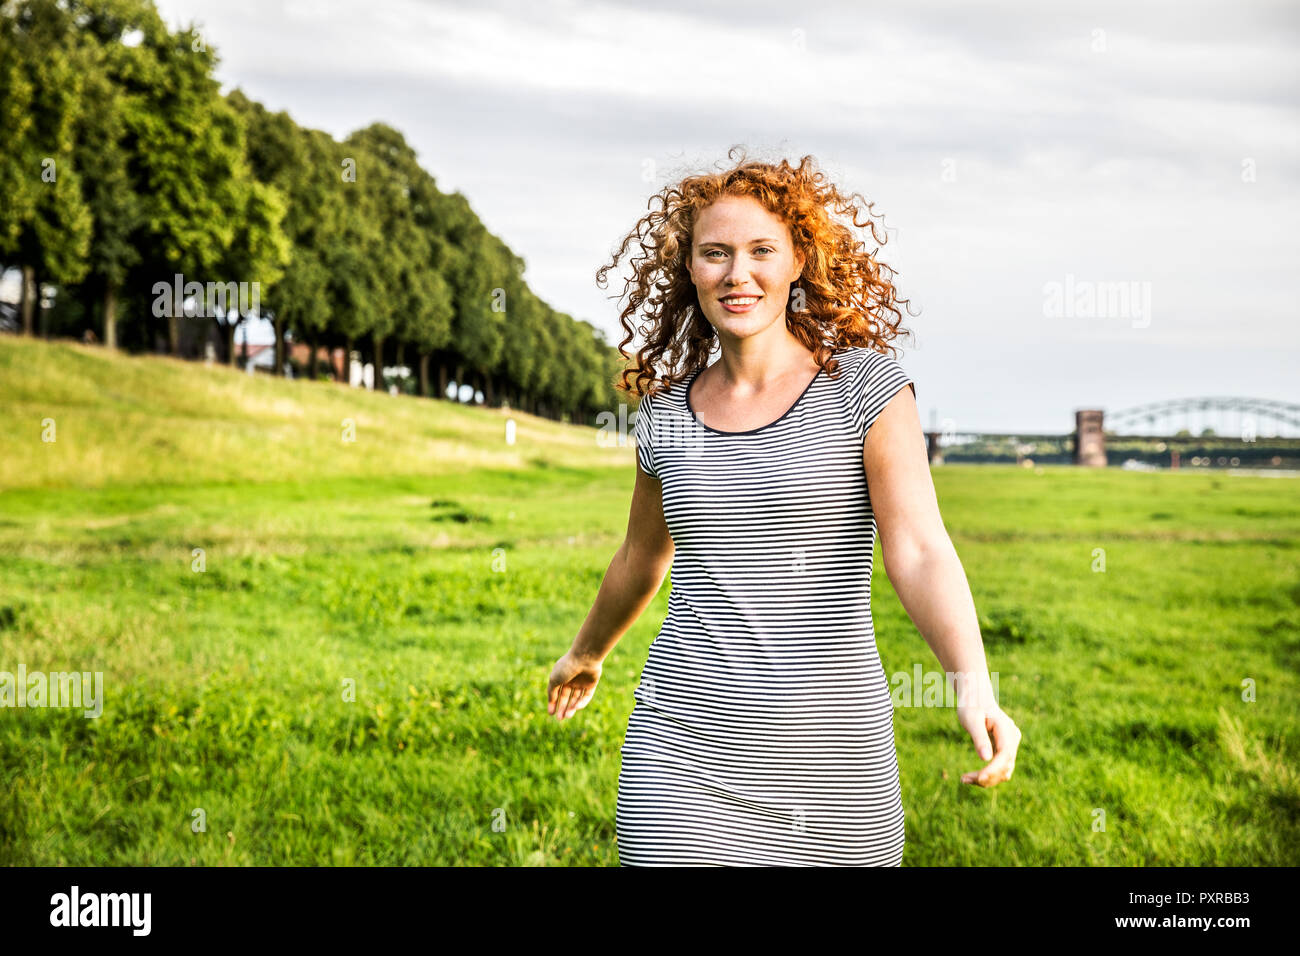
[686, 195, 806, 345]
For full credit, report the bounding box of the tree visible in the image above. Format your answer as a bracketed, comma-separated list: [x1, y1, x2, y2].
[120, 15, 255, 356]
[208, 175, 289, 366]
[344, 125, 454, 397]
[0, 0, 94, 335]
[64, 0, 158, 349]
[227, 90, 332, 373]
[344, 125, 422, 391]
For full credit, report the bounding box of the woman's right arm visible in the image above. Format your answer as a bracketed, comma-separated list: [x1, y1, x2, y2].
[546, 461, 675, 720]
[572, 461, 674, 663]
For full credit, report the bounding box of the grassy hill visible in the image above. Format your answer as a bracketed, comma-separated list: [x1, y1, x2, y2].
[0, 336, 632, 492]
[1, 335, 1297, 866]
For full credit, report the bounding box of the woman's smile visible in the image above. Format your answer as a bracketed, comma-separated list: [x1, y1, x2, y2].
[718, 293, 763, 313]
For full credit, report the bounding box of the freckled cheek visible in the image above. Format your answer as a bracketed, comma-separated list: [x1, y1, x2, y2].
[758, 271, 789, 297]
[697, 266, 728, 289]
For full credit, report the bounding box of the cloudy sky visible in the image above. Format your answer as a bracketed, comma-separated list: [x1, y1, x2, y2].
[149, 0, 1299, 435]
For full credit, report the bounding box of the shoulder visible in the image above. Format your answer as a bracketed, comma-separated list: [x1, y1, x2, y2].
[831, 347, 915, 441]
[633, 376, 684, 429]
[639, 369, 694, 412]
[633, 389, 655, 427]
[828, 346, 904, 383]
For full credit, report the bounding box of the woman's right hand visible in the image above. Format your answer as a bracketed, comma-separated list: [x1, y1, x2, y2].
[546, 650, 602, 721]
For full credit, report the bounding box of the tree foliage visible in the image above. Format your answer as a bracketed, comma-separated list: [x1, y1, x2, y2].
[0, 0, 628, 421]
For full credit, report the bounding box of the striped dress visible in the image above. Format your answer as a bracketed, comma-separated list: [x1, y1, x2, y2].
[617, 345, 916, 866]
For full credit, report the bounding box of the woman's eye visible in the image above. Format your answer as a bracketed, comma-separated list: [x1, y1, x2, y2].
[704, 248, 771, 259]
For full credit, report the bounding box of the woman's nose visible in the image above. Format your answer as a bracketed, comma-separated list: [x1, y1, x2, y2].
[725, 258, 753, 284]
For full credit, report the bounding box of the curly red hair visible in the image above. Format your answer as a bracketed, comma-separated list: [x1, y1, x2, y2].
[600, 147, 916, 398]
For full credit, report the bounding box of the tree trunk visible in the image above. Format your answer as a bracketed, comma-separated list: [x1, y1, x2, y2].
[344, 337, 354, 385]
[418, 352, 430, 397]
[103, 281, 117, 350]
[168, 286, 182, 356]
[32, 267, 46, 338]
[20, 265, 36, 335]
[226, 314, 240, 367]
[437, 362, 448, 400]
[394, 341, 405, 372]
[274, 313, 285, 376]
[372, 333, 384, 391]
[168, 285, 181, 356]
[81, 281, 97, 342]
[483, 372, 496, 407]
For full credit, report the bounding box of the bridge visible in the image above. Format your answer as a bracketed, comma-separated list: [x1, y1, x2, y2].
[922, 398, 1300, 468]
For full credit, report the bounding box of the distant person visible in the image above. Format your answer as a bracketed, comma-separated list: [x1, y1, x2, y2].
[546, 149, 1021, 866]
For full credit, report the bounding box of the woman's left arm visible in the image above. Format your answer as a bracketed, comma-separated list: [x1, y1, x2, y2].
[862, 385, 1021, 788]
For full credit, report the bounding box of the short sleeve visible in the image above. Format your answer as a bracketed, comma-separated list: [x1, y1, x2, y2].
[854, 353, 915, 443]
[632, 392, 658, 479]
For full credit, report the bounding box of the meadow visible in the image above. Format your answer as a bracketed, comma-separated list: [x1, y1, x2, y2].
[1, 336, 1297, 865]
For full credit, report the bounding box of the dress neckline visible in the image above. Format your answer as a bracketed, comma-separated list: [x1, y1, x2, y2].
[685, 358, 825, 436]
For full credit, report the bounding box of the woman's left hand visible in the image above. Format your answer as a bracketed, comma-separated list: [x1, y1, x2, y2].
[956, 704, 1021, 787]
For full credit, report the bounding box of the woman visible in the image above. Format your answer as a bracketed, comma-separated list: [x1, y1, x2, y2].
[546, 149, 1021, 866]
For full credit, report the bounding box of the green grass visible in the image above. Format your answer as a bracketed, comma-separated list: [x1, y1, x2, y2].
[1, 336, 1297, 865]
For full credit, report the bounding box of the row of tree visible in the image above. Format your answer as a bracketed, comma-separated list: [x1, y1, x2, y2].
[0, 0, 631, 422]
